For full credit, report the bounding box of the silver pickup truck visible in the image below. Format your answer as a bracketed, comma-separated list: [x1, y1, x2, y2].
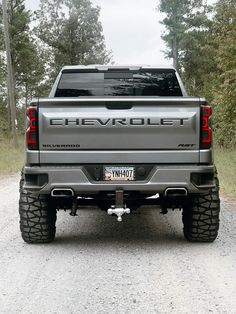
[19, 65, 220, 243]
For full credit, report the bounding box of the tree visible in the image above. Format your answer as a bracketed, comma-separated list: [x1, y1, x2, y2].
[210, 0, 236, 148]
[179, 20, 217, 96]
[35, 0, 111, 77]
[159, 0, 236, 148]
[7, 0, 47, 100]
[159, 0, 210, 72]
[0, 0, 47, 136]
[2, 0, 18, 146]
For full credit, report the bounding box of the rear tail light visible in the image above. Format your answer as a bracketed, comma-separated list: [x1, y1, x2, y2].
[26, 106, 38, 150]
[200, 105, 212, 149]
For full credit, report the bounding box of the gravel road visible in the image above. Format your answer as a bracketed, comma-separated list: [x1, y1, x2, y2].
[0, 174, 236, 314]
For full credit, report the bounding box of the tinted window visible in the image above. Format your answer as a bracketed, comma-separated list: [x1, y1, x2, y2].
[55, 70, 182, 97]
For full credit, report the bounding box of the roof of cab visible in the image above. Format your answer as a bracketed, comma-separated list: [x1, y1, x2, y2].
[61, 64, 176, 71]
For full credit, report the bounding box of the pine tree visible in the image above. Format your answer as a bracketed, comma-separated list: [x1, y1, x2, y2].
[159, 0, 211, 73]
[35, 0, 111, 77]
[211, 0, 236, 148]
[0, 0, 47, 134]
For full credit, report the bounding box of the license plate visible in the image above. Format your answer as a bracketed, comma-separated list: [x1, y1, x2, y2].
[104, 166, 135, 181]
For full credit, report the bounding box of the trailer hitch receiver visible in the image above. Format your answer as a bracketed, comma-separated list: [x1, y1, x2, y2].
[107, 190, 130, 222]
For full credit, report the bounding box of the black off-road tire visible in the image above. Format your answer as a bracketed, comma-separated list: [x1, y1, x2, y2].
[19, 179, 57, 244]
[182, 172, 220, 243]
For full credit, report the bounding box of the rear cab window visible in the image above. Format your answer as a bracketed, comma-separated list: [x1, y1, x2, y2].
[55, 69, 183, 97]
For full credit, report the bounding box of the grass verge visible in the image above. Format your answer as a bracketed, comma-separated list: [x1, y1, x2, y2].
[214, 146, 236, 198]
[0, 137, 24, 176]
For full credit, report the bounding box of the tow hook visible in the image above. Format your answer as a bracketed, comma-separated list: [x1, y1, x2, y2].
[107, 190, 130, 222]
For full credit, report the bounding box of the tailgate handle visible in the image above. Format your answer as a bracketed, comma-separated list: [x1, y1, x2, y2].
[106, 103, 133, 110]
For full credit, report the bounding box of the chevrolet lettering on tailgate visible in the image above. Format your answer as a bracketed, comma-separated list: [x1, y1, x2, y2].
[49, 117, 190, 127]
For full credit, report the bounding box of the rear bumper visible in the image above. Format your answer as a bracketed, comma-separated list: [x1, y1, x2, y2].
[23, 164, 216, 195]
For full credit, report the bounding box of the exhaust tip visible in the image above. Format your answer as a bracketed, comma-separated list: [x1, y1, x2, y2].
[51, 188, 74, 197]
[164, 188, 188, 197]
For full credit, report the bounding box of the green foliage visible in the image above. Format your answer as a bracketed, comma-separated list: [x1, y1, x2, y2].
[7, 0, 47, 99]
[160, 0, 236, 148]
[0, 0, 47, 136]
[211, 0, 236, 148]
[1, 0, 111, 137]
[35, 0, 111, 77]
[159, 0, 211, 71]
[180, 27, 218, 96]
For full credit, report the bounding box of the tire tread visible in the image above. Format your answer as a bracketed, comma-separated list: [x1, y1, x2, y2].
[19, 178, 56, 243]
[183, 171, 220, 242]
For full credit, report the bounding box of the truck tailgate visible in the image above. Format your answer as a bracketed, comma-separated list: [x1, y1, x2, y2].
[38, 97, 200, 164]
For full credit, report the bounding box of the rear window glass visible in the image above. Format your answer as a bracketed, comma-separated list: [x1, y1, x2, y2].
[55, 70, 182, 97]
